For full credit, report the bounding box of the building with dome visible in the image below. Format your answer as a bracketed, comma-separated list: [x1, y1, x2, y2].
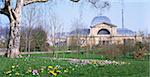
[67, 16, 142, 47]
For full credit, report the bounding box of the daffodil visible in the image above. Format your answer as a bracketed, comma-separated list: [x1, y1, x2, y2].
[49, 70, 57, 76]
[28, 69, 32, 73]
[16, 65, 19, 67]
[54, 66, 58, 70]
[15, 72, 20, 76]
[55, 65, 61, 69]
[64, 69, 68, 73]
[12, 66, 15, 69]
[40, 68, 44, 73]
[26, 67, 32, 73]
[9, 74, 12, 76]
[48, 66, 53, 69]
[5, 70, 12, 74]
[56, 70, 62, 73]
[91, 61, 97, 64]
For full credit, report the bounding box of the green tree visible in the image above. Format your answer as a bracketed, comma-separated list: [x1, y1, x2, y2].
[31, 26, 47, 51]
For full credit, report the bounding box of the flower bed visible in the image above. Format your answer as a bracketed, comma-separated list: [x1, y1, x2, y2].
[4, 64, 68, 76]
[68, 59, 130, 65]
[0, 57, 149, 77]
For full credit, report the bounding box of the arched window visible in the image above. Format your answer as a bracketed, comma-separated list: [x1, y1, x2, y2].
[97, 29, 110, 35]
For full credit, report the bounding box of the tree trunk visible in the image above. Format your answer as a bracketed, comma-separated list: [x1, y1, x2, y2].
[6, 19, 21, 58]
[6, 0, 23, 58]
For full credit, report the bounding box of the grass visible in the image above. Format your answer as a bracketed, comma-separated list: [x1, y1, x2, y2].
[0, 56, 149, 77]
[23, 52, 105, 59]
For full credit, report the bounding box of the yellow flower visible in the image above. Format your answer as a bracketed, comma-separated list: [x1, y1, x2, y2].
[56, 70, 61, 73]
[27, 67, 32, 72]
[9, 74, 12, 76]
[15, 72, 20, 76]
[48, 66, 53, 69]
[54, 67, 58, 70]
[64, 69, 68, 73]
[41, 70, 44, 73]
[91, 61, 97, 64]
[49, 70, 57, 76]
[16, 65, 19, 67]
[40, 68, 44, 73]
[5, 70, 12, 74]
[26, 68, 32, 73]
[12, 66, 15, 69]
[28, 69, 32, 73]
[41, 67, 44, 70]
[128, 63, 131, 65]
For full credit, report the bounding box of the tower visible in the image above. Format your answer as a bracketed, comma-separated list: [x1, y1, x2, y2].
[121, 0, 125, 28]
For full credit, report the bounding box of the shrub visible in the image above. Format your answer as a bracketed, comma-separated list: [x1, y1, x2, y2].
[97, 45, 123, 59]
[133, 47, 147, 60]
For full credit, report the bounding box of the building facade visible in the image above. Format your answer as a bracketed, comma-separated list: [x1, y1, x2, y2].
[67, 16, 142, 47]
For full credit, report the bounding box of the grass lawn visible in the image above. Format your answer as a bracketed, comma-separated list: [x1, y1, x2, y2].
[22, 52, 105, 60]
[0, 56, 149, 77]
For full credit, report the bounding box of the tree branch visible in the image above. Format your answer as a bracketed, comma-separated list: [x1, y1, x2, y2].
[0, 8, 9, 16]
[15, 0, 23, 12]
[0, 8, 5, 14]
[23, 0, 48, 6]
[88, 0, 98, 8]
[70, 0, 80, 2]
[0, 0, 11, 16]
[88, 0, 110, 9]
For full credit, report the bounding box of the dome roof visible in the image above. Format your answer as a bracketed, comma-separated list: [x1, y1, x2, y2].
[70, 28, 90, 36]
[117, 28, 136, 35]
[91, 16, 111, 26]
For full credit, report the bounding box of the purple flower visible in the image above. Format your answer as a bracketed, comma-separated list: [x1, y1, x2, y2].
[32, 70, 39, 75]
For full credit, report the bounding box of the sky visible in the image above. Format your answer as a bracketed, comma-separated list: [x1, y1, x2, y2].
[0, 0, 150, 34]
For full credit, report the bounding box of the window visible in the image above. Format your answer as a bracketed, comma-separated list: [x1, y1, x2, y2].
[124, 39, 134, 45]
[99, 40, 109, 45]
[97, 29, 110, 35]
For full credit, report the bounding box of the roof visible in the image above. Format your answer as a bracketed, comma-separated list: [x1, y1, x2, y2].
[91, 22, 117, 28]
[91, 16, 111, 26]
[117, 28, 136, 35]
[49, 32, 70, 38]
[70, 28, 90, 36]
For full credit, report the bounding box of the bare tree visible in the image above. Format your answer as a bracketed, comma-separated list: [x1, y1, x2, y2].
[0, 0, 48, 58]
[22, 5, 39, 56]
[71, 0, 110, 15]
[45, 12, 62, 58]
[70, 18, 85, 54]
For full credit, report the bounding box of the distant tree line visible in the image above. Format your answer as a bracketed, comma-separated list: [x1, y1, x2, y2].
[0, 25, 47, 51]
[20, 26, 48, 52]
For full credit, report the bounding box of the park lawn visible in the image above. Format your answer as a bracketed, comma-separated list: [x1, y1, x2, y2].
[22, 52, 105, 59]
[0, 57, 149, 77]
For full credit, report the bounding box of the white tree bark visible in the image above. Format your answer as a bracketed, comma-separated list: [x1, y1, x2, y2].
[23, 0, 48, 6]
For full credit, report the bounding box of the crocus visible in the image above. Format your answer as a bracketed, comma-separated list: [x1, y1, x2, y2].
[32, 70, 39, 75]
